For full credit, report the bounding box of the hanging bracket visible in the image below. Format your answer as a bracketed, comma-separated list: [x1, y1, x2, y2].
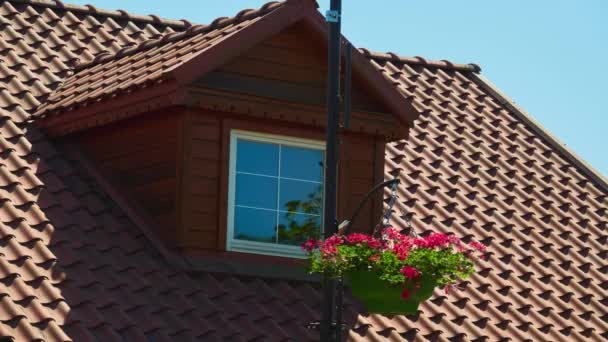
[338, 178, 400, 236]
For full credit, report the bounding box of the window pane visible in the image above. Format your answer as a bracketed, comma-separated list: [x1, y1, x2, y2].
[277, 212, 321, 246]
[234, 207, 277, 243]
[279, 179, 323, 215]
[236, 174, 277, 209]
[236, 139, 279, 176]
[280, 146, 323, 182]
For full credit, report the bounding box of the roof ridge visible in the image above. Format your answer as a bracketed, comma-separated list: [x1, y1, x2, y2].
[360, 48, 481, 73]
[73, 0, 287, 72]
[470, 73, 608, 192]
[8, 0, 193, 29]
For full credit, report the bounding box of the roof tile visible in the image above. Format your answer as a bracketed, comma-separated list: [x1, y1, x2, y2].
[367, 52, 608, 340]
[33, 3, 286, 118]
[0, 0, 604, 341]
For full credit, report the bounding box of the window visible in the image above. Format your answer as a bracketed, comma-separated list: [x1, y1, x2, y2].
[227, 130, 325, 257]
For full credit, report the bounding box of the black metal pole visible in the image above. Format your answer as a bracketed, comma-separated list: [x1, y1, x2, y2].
[335, 277, 344, 341]
[321, 0, 342, 341]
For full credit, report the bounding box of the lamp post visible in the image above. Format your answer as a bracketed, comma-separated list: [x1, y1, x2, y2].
[320, 0, 342, 341]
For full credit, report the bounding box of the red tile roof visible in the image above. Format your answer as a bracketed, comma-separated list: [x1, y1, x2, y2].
[32, 0, 290, 119]
[33, 0, 419, 131]
[360, 50, 608, 341]
[0, 0, 605, 341]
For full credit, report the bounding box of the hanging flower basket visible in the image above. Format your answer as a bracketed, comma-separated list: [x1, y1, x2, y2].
[346, 271, 437, 315]
[302, 227, 486, 315]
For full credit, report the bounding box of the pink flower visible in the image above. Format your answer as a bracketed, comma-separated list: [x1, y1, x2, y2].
[368, 254, 380, 262]
[367, 239, 383, 249]
[414, 233, 451, 249]
[345, 233, 369, 244]
[325, 235, 343, 246]
[322, 245, 337, 255]
[468, 241, 486, 252]
[400, 266, 420, 279]
[448, 235, 461, 245]
[381, 227, 414, 257]
[319, 235, 343, 256]
[301, 239, 318, 253]
[345, 233, 382, 249]
[382, 226, 402, 240]
[401, 289, 410, 299]
[393, 243, 410, 260]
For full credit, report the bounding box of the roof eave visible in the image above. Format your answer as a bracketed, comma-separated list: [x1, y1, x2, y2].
[37, 80, 182, 136]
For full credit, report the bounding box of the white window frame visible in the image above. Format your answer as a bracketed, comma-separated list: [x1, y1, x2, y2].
[227, 129, 325, 258]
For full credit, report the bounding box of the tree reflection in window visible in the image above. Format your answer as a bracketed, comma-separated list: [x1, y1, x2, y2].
[277, 184, 323, 246]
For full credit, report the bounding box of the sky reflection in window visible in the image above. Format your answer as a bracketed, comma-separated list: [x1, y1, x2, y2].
[233, 138, 324, 246]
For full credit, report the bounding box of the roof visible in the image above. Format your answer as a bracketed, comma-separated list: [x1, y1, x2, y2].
[0, 0, 605, 341]
[33, 0, 419, 130]
[31, 0, 290, 119]
[364, 50, 608, 340]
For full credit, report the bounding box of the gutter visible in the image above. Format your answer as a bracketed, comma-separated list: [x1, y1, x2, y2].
[470, 73, 608, 192]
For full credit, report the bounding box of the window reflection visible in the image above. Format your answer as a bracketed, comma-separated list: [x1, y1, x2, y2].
[280, 145, 324, 182]
[279, 179, 322, 213]
[232, 136, 324, 248]
[236, 140, 279, 176]
[234, 207, 276, 243]
[235, 173, 277, 209]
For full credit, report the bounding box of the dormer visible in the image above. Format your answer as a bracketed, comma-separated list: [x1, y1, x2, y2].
[35, 0, 418, 260]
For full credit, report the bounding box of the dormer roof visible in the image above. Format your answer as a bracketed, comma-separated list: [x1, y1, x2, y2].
[34, 0, 418, 136]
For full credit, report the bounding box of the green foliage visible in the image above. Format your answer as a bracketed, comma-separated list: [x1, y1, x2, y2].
[403, 248, 475, 286]
[308, 245, 476, 287]
[308, 243, 377, 276]
[304, 229, 484, 291]
[375, 251, 406, 285]
[276, 185, 323, 245]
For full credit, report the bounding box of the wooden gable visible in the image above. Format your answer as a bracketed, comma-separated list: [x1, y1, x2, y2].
[189, 21, 406, 139]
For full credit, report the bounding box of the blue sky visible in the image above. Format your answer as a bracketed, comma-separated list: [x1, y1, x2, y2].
[72, 0, 607, 178]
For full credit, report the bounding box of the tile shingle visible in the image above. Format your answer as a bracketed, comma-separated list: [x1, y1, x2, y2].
[0, 0, 605, 341]
[33, 3, 283, 120]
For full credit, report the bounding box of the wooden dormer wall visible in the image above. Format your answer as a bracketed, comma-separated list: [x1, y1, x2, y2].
[177, 109, 387, 254]
[74, 107, 387, 255]
[70, 21, 406, 256]
[75, 111, 182, 246]
[195, 23, 391, 115]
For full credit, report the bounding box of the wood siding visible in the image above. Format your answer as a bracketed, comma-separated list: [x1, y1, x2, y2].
[179, 112, 223, 250]
[76, 111, 181, 245]
[74, 107, 384, 254]
[340, 133, 391, 234]
[195, 22, 390, 115]
[179, 109, 384, 253]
